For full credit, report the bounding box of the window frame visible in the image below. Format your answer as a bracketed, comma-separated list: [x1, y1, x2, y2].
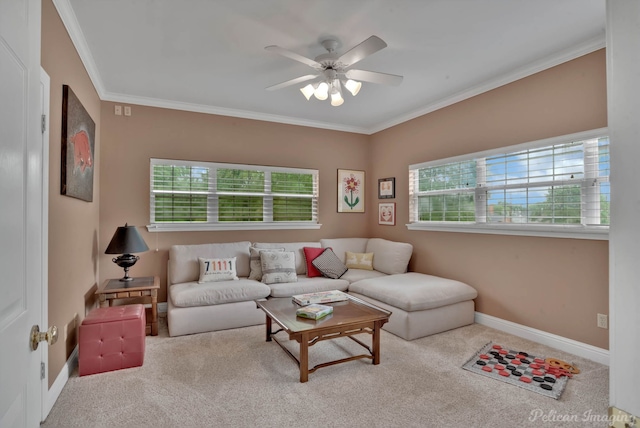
[407, 128, 609, 240]
[147, 158, 321, 232]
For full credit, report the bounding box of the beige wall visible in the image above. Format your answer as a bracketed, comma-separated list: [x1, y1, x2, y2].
[369, 50, 609, 349]
[42, 0, 102, 387]
[99, 104, 370, 302]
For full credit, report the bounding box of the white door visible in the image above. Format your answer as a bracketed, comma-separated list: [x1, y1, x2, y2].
[0, 0, 44, 427]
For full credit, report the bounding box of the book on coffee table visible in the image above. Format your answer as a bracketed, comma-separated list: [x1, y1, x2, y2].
[296, 304, 333, 320]
[292, 290, 348, 306]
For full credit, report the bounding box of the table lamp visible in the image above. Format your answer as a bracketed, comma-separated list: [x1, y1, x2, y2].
[105, 223, 149, 281]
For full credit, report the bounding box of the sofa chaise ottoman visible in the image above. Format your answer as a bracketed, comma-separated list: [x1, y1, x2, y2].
[348, 272, 478, 340]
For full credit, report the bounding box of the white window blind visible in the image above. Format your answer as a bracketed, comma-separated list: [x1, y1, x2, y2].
[409, 129, 610, 236]
[150, 159, 319, 231]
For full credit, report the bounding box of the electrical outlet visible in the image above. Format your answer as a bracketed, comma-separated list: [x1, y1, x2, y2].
[597, 313, 608, 329]
[114, 105, 122, 115]
[124, 106, 131, 116]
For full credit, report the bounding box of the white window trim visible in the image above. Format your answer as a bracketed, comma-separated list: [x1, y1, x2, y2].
[407, 127, 610, 241]
[148, 159, 320, 232]
[147, 222, 322, 232]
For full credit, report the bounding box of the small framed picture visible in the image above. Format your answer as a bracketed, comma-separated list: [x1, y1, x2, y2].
[378, 202, 396, 225]
[378, 177, 395, 199]
[338, 169, 365, 213]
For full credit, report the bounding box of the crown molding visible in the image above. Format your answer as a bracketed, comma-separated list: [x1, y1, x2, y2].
[367, 35, 606, 134]
[51, 0, 605, 136]
[52, 0, 106, 97]
[100, 91, 370, 134]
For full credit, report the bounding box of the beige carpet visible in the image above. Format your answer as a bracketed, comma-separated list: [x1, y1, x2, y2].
[43, 317, 609, 427]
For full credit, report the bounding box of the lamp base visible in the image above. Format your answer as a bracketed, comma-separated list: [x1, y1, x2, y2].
[112, 254, 139, 282]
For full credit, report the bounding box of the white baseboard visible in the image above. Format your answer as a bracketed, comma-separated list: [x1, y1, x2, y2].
[158, 302, 167, 314]
[474, 312, 609, 366]
[46, 345, 78, 417]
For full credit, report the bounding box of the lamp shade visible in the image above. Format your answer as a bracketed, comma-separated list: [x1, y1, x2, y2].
[344, 79, 362, 96]
[300, 83, 316, 100]
[105, 224, 149, 254]
[313, 82, 329, 100]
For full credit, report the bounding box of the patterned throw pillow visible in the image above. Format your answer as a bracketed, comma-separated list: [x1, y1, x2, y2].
[198, 257, 239, 283]
[260, 251, 298, 284]
[248, 247, 284, 280]
[312, 249, 348, 279]
[345, 251, 374, 270]
[303, 246, 329, 278]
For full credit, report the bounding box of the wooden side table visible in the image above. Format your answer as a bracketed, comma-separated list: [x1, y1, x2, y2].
[96, 276, 160, 336]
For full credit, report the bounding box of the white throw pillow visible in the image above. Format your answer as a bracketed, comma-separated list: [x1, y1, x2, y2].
[198, 257, 239, 283]
[260, 251, 297, 284]
[249, 247, 284, 280]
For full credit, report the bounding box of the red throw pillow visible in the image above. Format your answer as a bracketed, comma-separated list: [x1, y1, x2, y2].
[303, 247, 330, 278]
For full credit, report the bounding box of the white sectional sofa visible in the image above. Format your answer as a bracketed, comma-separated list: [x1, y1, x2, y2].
[167, 238, 477, 340]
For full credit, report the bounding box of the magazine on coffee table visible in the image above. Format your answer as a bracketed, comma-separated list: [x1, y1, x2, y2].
[296, 304, 334, 320]
[292, 290, 348, 306]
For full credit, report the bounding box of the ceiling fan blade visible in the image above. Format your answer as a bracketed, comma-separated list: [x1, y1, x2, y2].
[345, 69, 403, 86]
[265, 45, 322, 70]
[266, 74, 318, 91]
[337, 36, 387, 67]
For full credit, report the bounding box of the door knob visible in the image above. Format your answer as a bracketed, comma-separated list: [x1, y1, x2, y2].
[30, 325, 58, 351]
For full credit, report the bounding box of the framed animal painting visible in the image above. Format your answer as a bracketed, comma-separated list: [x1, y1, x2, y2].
[61, 85, 95, 202]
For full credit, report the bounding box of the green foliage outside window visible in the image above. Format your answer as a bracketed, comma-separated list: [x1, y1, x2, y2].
[152, 164, 316, 224]
[153, 165, 208, 222]
[272, 172, 314, 222]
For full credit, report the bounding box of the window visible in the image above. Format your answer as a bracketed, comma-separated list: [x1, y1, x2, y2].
[149, 159, 319, 231]
[408, 129, 610, 239]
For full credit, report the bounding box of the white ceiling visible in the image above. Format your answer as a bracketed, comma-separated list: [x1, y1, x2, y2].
[57, 0, 606, 134]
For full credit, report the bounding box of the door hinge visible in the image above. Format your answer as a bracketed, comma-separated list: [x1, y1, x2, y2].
[41, 114, 46, 134]
[40, 362, 45, 380]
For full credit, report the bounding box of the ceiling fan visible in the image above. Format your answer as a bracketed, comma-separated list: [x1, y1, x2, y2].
[265, 35, 403, 106]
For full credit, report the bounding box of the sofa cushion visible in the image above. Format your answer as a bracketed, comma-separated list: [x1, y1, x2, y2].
[170, 279, 271, 307]
[169, 242, 251, 285]
[303, 247, 326, 278]
[312, 248, 348, 279]
[248, 247, 284, 281]
[348, 272, 477, 312]
[253, 242, 321, 275]
[198, 257, 238, 283]
[340, 268, 386, 284]
[268, 276, 349, 298]
[345, 252, 374, 270]
[261, 251, 297, 284]
[320, 238, 368, 263]
[365, 238, 413, 275]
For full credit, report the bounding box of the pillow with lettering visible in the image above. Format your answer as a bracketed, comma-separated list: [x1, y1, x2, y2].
[198, 257, 239, 283]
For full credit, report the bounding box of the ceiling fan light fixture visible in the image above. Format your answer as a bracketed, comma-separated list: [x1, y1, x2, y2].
[330, 91, 344, 107]
[300, 83, 316, 100]
[344, 79, 362, 96]
[330, 80, 344, 106]
[314, 81, 329, 100]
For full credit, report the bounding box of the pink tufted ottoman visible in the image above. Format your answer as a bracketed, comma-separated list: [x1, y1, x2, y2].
[79, 304, 146, 376]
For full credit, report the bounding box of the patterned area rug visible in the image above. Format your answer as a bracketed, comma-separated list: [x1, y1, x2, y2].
[462, 342, 569, 400]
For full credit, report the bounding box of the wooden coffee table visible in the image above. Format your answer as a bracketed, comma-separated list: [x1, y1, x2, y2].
[256, 295, 391, 382]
